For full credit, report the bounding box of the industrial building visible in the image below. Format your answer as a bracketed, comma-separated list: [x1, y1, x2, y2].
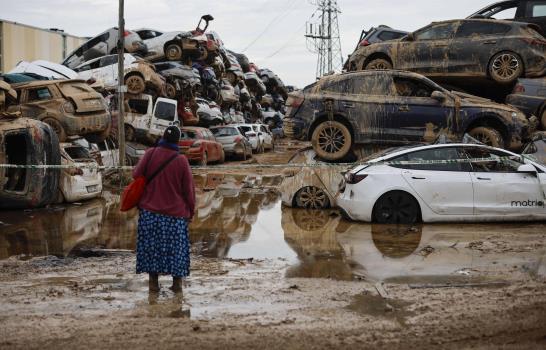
[0, 19, 86, 72]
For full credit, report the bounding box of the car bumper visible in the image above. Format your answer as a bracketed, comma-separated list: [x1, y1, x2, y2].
[283, 118, 306, 140]
[336, 190, 374, 222]
[61, 175, 103, 203]
[63, 112, 111, 137]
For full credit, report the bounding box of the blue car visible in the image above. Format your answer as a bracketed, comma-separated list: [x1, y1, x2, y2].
[283, 70, 538, 161]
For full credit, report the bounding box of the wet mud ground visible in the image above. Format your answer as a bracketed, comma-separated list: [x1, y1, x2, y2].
[1, 141, 546, 349]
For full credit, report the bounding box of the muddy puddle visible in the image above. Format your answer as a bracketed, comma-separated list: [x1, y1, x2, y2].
[1, 173, 545, 286]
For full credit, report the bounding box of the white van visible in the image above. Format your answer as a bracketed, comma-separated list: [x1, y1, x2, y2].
[124, 94, 178, 141]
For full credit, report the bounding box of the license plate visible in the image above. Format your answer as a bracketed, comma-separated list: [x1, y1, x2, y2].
[86, 185, 99, 193]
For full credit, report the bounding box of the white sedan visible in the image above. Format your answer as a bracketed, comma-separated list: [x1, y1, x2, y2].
[338, 144, 546, 223]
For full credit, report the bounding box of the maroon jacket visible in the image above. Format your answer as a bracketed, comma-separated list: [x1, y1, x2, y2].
[133, 146, 195, 219]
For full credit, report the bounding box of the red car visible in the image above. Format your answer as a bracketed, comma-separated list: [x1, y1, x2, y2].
[179, 127, 225, 165]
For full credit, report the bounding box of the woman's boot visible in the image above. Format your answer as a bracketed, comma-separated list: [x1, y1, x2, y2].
[149, 273, 160, 292]
[171, 277, 182, 293]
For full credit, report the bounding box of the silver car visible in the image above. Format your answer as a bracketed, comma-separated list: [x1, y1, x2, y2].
[210, 126, 252, 161]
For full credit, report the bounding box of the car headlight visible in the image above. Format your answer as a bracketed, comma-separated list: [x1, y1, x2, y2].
[63, 101, 75, 114]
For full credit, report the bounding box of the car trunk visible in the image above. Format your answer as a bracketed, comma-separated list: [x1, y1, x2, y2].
[58, 81, 105, 113]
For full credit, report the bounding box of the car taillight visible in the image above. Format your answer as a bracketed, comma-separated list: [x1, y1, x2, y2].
[123, 30, 131, 37]
[68, 168, 84, 176]
[522, 37, 546, 46]
[234, 136, 242, 143]
[191, 141, 201, 148]
[286, 95, 304, 108]
[345, 172, 368, 184]
[513, 84, 525, 93]
[359, 40, 370, 46]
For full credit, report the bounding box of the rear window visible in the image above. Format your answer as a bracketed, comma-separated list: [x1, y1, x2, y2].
[64, 146, 91, 160]
[377, 31, 406, 41]
[530, 3, 546, 17]
[154, 102, 176, 121]
[456, 22, 511, 37]
[128, 99, 149, 114]
[58, 82, 94, 96]
[211, 127, 239, 137]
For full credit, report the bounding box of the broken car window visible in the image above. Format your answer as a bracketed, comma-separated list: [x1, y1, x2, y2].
[393, 77, 433, 97]
[64, 146, 91, 161]
[390, 147, 469, 171]
[27, 88, 52, 102]
[414, 23, 455, 41]
[464, 147, 522, 173]
[456, 22, 511, 37]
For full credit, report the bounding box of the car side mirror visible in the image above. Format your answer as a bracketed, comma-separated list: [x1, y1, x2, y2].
[431, 91, 446, 102]
[518, 164, 537, 175]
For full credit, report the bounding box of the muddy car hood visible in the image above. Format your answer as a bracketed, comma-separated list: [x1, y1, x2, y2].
[453, 91, 521, 113]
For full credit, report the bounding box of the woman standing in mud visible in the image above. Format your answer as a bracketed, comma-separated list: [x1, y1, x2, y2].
[133, 126, 195, 293]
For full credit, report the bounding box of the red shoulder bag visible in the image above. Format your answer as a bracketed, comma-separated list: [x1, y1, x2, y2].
[120, 150, 178, 212]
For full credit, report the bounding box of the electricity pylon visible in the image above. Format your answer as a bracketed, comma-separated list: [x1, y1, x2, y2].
[305, 0, 343, 79]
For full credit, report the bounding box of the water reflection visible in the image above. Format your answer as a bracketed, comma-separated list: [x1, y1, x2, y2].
[1, 173, 544, 284]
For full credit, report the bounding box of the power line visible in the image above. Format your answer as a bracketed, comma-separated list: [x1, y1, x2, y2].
[241, 0, 301, 53]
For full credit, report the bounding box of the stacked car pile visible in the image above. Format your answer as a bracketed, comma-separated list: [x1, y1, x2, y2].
[282, 0, 546, 224]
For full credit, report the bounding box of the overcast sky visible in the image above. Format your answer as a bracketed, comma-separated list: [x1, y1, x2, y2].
[3, 0, 497, 87]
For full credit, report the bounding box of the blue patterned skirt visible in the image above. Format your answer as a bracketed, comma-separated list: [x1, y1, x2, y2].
[136, 209, 190, 277]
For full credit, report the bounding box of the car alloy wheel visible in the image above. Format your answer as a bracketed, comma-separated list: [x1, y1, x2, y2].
[165, 83, 177, 99]
[365, 58, 393, 70]
[166, 44, 183, 61]
[373, 191, 420, 224]
[295, 186, 330, 210]
[468, 126, 504, 149]
[125, 74, 146, 94]
[490, 52, 522, 84]
[312, 121, 352, 161]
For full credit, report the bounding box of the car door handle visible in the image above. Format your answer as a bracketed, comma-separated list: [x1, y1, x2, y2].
[477, 177, 491, 181]
[483, 41, 497, 45]
[399, 105, 410, 112]
[342, 102, 355, 108]
[412, 176, 426, 180]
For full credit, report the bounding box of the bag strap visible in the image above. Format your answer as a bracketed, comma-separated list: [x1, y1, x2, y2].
[146, 153, 179, 184]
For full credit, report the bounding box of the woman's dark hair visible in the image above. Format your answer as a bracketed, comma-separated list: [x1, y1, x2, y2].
[163, 126, 181, 143]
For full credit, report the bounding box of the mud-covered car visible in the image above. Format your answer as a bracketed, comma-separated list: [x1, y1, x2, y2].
[8, 80, 111, 143]
[347, 19, 546, 85]
[153, 61, 201, 99]
[469, 0, 546, 35]
[506, 77, 546, 128]
[0, 116, 60, 209]
[62, 27, 146, 70]
[283, 70, 538, 161]
[74, 54, 165, 96]
[59, 143, 102, 203]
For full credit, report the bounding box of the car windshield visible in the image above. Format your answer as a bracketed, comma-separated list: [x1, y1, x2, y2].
[64, 146, 91, 161]
[211, 127, 238, 137]
[154, 101, 176, 121]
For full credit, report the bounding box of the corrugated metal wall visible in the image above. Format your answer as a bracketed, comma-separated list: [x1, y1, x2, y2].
[0, 21, 86, 73]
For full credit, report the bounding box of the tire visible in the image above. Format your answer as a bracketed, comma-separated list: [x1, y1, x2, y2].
[239, 145, 247, 161]
[42, 118, 67, 142]
[365, 58, 393, 70]
[373, 191, 420, 224]
[295, 186, 331, 210]
[165, 43, 183, 61]
[468, 126, 505, 148]
[165, 83, 177, 99]
[219, 149, 225, 164]
[200, 152, 208, 166]
[311, 120, 352, 161]
[125, 125, 135, 142]
[125, 74, 146, 95]
[489, 52, 523, 85]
